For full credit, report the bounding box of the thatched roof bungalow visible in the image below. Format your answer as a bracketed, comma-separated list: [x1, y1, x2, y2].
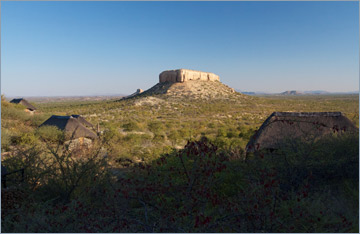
[10, 98, 37, 112]
[39, 115, 97, 140]
[71, 115, 94, 128]
[246, 112, 358, 153]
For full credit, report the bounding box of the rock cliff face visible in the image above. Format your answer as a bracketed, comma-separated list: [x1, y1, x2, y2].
[159, 69, 220, 83]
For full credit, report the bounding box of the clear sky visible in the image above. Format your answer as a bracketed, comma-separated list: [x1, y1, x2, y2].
[1, 1, 359, 96]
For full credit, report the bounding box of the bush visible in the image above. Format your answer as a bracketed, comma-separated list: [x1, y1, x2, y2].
[217, 127, 227, 137]
[147, 121, 164, 134]
[122, 120, 142, 132]
[1, 129, 13, 152]
[36, 126, 65, 143]
[13, 132, 39, 146]
[30, 114, 50, 127]
[207, 122, 216, 128]
[1, 102, 30, 122]
[226, 130, 237, 138]
[238, 127, 256, 140]
[168, 130, 180, 146]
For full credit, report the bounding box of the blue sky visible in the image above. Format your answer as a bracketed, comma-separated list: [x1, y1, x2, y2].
[1, 1, 359, 96]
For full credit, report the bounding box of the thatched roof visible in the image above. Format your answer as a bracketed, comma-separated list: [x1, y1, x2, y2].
[39, 115, 98, 140]
[71, 115, 94, 128]
[246, 112, 358, 153]
[10, 98, 37, 111]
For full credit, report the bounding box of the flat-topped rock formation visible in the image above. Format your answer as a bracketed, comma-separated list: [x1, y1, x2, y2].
[120, 69, 249, 101]
[159, 69, 220, 83]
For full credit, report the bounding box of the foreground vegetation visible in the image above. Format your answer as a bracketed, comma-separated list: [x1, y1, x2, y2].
[1, 94, 359, 232]
[2, 135, 358, 232]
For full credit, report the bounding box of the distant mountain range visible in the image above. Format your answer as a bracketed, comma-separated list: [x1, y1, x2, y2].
[280, 90, 304, 95]
[6, 94, 126, 103]
[280, 90, 332, 95]
[237, 90, 359, 96]
[303, 90, 330, 95]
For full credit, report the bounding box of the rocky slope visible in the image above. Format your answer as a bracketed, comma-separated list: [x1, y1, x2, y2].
[122, 89, 144, 99]
[126, 80, 249, 101]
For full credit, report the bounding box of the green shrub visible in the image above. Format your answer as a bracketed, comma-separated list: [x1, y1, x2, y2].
[217, 127, 227, 137]
[1, 129, 12, 152]
[147, 121, 164, 134]
[15, 131, 39, 146]
[30, 114, 50, 127]
[1, 103, 30, 122]
[122, 120, 142, 132]
[168, 130, 180, 146]
[238, 127, 256, 140]
[124, 133, 151, 145]
[178, 128, 192, 140]
[207, 122, 216, 128]
[226, 130, 237, 138]
[36, 126, 65, 143]
[153, 132, 166, 142]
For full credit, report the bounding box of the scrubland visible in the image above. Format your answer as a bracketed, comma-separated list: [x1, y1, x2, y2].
[1, 93, 358, 232]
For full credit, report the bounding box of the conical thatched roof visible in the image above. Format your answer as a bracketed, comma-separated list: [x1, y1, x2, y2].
[10, 98, 37, 111]
[39, 115, 98, 140]
[246, 112, 358, 153]
[71, 115, 94, 128]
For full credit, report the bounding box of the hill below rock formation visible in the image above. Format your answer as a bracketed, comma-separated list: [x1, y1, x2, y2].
[127, 80, 249, 101]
